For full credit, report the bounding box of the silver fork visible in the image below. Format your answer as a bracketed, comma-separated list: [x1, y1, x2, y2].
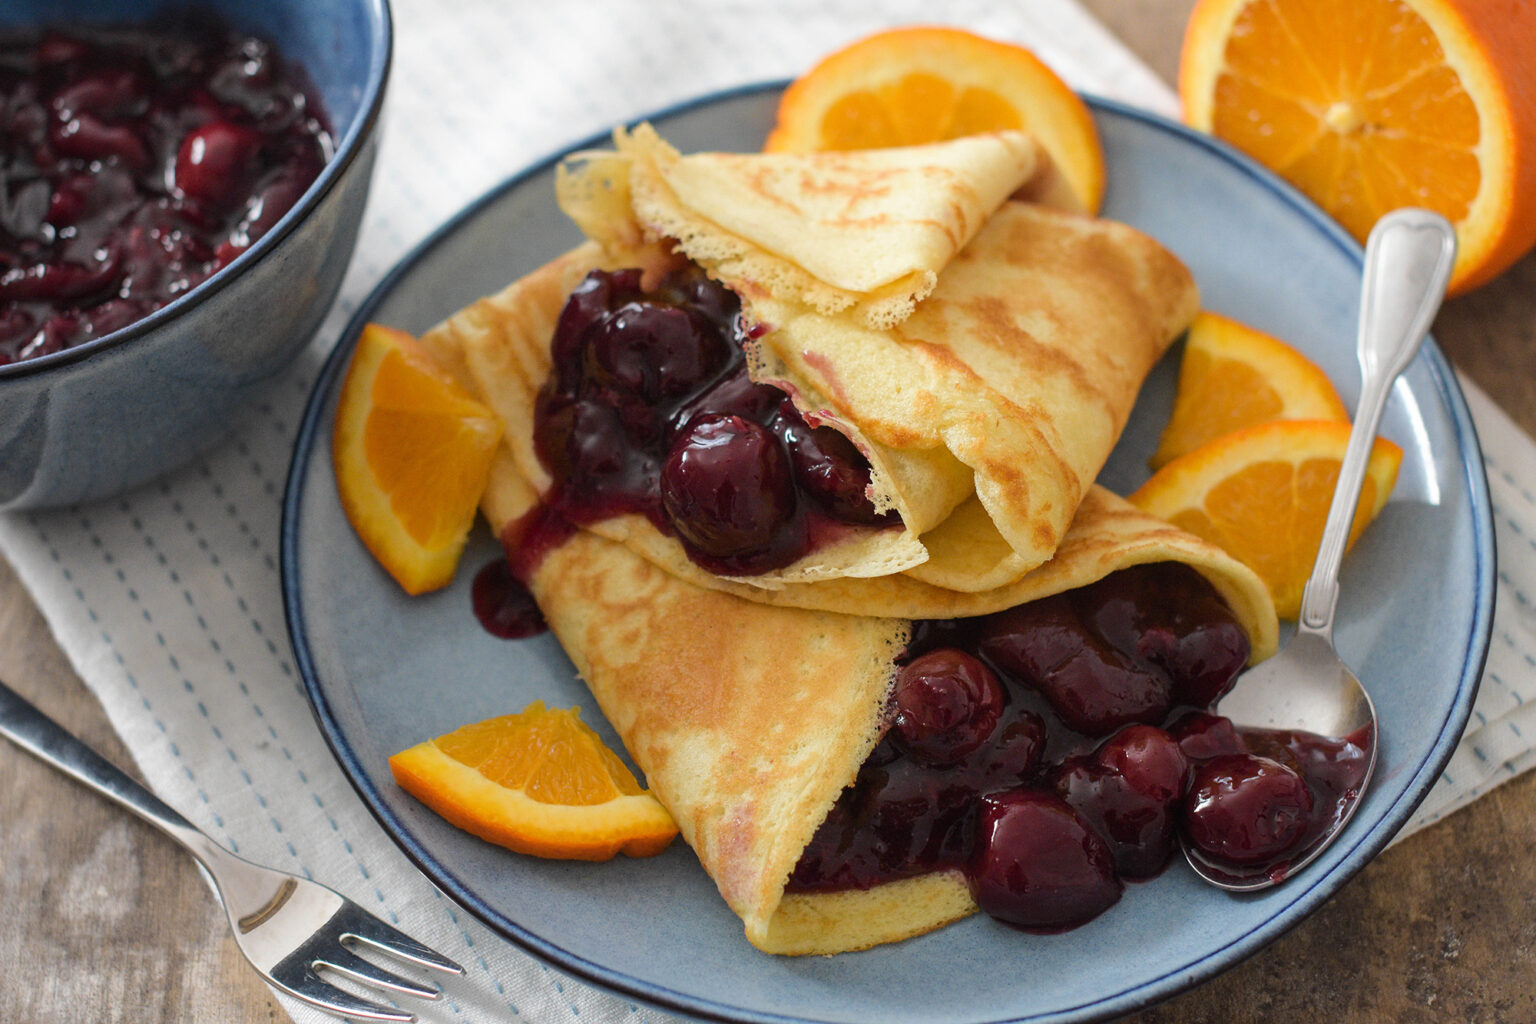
[0, 679, 463, 1021]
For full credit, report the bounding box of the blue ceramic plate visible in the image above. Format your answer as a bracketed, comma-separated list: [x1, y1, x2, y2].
[282, 87, 1493, 1023]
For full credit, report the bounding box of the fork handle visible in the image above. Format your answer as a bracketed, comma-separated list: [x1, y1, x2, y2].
[0, 679, 226, 867]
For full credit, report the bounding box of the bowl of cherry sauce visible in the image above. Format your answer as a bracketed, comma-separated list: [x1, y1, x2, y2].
[0, 0, 390, 509]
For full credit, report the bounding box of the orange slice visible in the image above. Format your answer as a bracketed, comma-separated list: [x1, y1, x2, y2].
[1179, 0, 1536, 295]
[1150, 311, 1348, 468]
[389, 701, 678, 861]
[332, 324, 502, 595]
[1129, 419, 1402, 619]
[764, 25, 1106, 213]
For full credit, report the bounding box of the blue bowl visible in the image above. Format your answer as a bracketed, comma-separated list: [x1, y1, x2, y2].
[0, 0, 391, 509]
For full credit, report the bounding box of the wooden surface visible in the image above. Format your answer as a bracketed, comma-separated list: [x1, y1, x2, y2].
[4, 2, 1536, 1021]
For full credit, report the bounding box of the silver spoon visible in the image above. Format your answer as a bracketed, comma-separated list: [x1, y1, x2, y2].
[1183, 206, 1457, 891]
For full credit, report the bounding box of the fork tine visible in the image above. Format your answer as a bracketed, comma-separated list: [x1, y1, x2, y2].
[278, 966, 418, 1023]
[316, 946, 443, 1000]
[338, 906, 465, 975]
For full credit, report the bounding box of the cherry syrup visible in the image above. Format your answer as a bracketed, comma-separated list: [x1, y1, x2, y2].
[787, 563, 1372, 933]
[470, 558, 546, 640]
[529, 265, 896, 577]
[470, 266, 1375, 934]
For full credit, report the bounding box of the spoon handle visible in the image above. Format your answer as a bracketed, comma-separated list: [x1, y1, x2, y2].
[1298, 208, 1456, 635]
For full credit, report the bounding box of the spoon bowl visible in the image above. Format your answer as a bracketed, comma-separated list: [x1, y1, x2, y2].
[1182, 206, 1457, 892]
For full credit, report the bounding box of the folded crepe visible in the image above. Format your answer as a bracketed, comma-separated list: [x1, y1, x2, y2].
[506, 124, 1200, 591]
[414, 127, 1269, 954]
[418, 268, 1271, 956]
[451, 443, 1277, 955]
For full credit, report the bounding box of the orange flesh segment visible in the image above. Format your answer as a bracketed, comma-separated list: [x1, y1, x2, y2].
[1131, 419, 1401, 618]
[364, 348, 501, 548]
[1181, 0, 1536, 294]
[1151, 311, 1347, 468]
[389, 702, 678, 862]
[766, 26, 1105, 213]
[432, 709, 645, 805]
[332, 323, 501, 595]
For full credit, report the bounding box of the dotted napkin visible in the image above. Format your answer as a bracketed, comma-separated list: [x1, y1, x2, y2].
[1, 2, 1531, 1022]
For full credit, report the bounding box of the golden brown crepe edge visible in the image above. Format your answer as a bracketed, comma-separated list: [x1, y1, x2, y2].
[614, 122, 1045, 330]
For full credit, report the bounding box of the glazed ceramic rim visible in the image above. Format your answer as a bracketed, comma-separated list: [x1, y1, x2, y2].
[0, 0, 394, 381]
[282, 83, 1494, 1024]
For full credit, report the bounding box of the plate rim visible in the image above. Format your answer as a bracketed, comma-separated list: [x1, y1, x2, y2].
[281, 81, 1495, 1024]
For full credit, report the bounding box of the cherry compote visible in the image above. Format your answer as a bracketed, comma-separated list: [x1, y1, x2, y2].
[786, 562, 1372, 933]
[529, 265, 896, 577]
[1174, 713, 1372, 883]
[0, 14, 332, 365]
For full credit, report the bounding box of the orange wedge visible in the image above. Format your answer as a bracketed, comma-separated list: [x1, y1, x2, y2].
[764, 25, 1105, 213]
[389, 701, 678, 861]
[1179, 0, 1536, 295]
[332, 324, 502, 595]
[1150, 311, 1348, 468]
[1129, 419, 1402, 619]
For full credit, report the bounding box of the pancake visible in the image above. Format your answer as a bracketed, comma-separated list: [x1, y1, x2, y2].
[467, 445, 1276, 955]
[430, 160, 1198, 592]
[410, 128, 1265, 954]
[558, 122, 1049, 329]
[528, 125, 1200, 588]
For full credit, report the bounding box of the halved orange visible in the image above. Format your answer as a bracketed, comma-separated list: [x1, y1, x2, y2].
[1150, 311, 1348, 468]
[1130, 419, 1402, 618]
[389, 701, 678, 861]
[332, 324, 502, 595]
[764, 25, 1106, 213]
[1179, 0, 1536, 295]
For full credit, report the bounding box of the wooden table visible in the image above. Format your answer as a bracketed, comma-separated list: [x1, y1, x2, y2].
[5, 2, 1536, 1020]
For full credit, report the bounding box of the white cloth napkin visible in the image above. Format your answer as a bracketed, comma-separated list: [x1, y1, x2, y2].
[2, 2, 1532, 1021]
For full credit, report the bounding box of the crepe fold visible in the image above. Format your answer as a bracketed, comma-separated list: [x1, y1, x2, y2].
[414, 128, 1272, 954]
[420, 274, 1276, 957]
[453, 442, 1276, 955]
[541, 125, 1200, 589]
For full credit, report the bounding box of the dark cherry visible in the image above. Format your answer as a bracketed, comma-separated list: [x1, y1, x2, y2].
[1183, 754, 1314, 865]
[789, 761, 977, 893]
[1050, 725, 1188, 878]
[541, 398, 661, 521]
[547, 270, 640, 390]
[1099, 724, 1189, 802]
[891, 649, 1006, 767]
[233, 169, 312, 244]
[978, 595, 1172, 737]
[654, 265, 739, 324]
[1073, 563, 1249, 710]
[0, 257, 121, 305]
[84, 299, 149, 338]
[0, 14, 331, 365]
[49, 68, 145, 119]
[583, 301, 730, 406]
[970, 789, 1122, 932]
[672, 370, 788, 435]
[659, 414, 798, 561]
[51, 111, 152, 169]
[775, 411, 892, 525]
